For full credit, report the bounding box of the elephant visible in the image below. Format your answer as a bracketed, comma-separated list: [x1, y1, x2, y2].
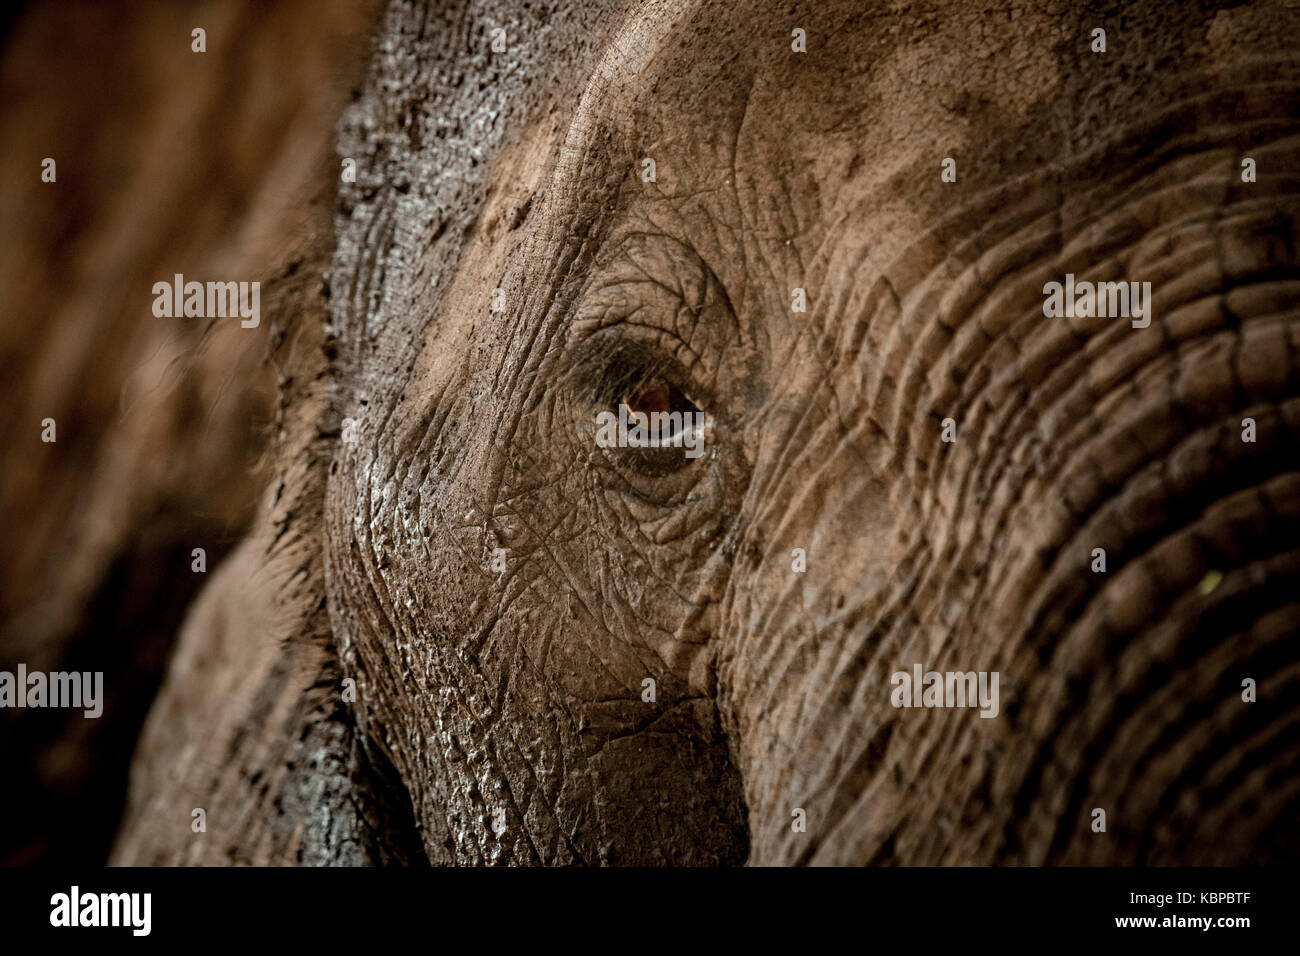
[111, 0, 1300, 866]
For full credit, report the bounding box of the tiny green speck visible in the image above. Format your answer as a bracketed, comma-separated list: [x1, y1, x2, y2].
[1198, 570, 1224, 595]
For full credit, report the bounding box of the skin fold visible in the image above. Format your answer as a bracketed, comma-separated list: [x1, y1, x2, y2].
[114, 0, 1300, 865]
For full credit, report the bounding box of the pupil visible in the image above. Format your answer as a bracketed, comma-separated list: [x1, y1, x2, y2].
[626, 381, 673, 416]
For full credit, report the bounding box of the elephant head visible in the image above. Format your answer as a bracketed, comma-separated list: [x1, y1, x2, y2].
[116, 0, 1300, 865]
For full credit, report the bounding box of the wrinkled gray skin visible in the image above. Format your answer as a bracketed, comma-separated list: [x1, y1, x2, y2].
[116, 0, 1300, 865]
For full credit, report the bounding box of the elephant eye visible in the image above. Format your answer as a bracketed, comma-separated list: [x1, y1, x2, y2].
[620, 380, 701, 439]
[567, 336, 713, 484]
[596, 371, 709, 479]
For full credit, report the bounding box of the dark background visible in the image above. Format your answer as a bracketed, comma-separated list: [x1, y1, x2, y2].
[0, 0, 380, 866]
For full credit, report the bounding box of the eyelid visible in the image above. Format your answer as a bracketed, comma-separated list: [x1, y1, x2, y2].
[560, 231, 740, 416]
[562, 301, 714, 416]
[569, 232, 716, 342]
[592, 338, 704, 412]
[570, 279, 702, 358]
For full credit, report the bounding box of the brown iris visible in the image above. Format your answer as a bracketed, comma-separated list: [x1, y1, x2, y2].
[620, 379, 699, 430]
[602, 373, 704, 477]
[625, 380, 674, 417]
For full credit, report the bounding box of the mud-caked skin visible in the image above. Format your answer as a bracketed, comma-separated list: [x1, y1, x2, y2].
[117, 0, 1300, 865]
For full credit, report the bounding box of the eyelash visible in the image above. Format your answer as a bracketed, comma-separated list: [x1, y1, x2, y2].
[571, 335, 697, 413]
